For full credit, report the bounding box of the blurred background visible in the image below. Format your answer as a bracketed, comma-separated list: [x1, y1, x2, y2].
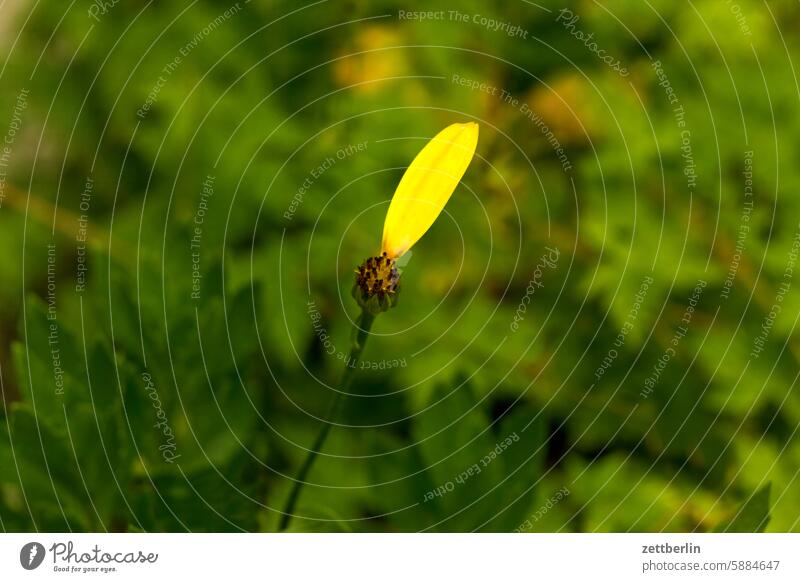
[0, 0, 798, 532]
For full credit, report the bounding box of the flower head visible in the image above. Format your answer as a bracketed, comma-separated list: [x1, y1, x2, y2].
[353, 121, 479, 314]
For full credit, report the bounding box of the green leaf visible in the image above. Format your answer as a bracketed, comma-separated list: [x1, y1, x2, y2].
[479, 403, 546, 532]
[282, 506, 353, 533]
[714, 484, 771, 533]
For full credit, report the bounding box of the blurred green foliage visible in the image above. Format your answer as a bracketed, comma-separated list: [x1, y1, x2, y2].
[0, 0, 798, 531]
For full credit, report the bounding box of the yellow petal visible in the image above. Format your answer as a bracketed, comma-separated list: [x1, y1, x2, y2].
[381, 122, 479, 258]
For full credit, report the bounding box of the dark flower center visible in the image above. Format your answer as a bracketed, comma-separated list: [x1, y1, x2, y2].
[355, 252, 399, 298]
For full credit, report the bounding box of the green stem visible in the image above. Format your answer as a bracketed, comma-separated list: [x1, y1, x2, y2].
[278, 310, 375, 531]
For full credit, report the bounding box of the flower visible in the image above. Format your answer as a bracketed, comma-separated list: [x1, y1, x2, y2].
[354, 121, 479, 314]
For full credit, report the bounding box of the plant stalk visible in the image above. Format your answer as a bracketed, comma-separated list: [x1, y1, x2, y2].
[278, 310, 375, 531]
